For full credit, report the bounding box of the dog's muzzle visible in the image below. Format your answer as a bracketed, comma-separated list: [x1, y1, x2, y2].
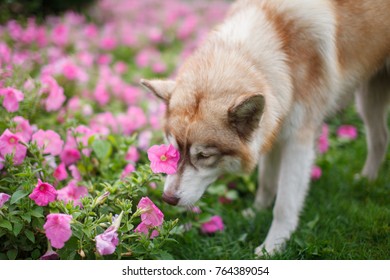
[162, 192, 179, 206]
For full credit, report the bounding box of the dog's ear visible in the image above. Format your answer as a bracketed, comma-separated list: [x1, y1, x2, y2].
[228, 94, 265, 140]
[140, 79, 176, 102]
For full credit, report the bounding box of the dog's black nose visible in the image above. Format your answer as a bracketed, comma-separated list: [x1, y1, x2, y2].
[162, 193, 179, 206]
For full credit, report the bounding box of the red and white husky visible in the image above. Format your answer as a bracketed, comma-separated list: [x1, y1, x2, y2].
[141, 0, 390, 256]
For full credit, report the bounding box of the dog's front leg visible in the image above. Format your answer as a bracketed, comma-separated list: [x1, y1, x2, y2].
[255, 142, 282, 210]
[255, 127, 315, 256]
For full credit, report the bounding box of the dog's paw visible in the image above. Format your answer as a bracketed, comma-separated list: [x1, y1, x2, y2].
[254, 240, 285, 258]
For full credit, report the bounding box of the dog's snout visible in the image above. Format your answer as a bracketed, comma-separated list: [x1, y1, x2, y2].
[162, 192, 179, 206]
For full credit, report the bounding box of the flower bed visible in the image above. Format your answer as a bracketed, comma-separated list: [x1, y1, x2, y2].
[0, 0, 229, 260]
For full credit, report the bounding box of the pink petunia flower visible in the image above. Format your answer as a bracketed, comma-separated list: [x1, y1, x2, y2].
[137, 197, 164, 227]
[138, 131, 152, 150]
[100, 37, 117, 50]
[57, 180, 88, 207]
[29, 179, 57, 206]
[95, 211, 122, 255]
[0, 129, 27, 165]
[95, 226, 119, 255]
[0, 193, 11, 208]
[40, 75, 66, 112]
[12, 116, 33, 142]
[32, 129, 64, 156]
[135, 222, 159, 239]
[311, 165, 322, 180]
[337, 125, 358, 140]
[125, 146, 139, 163]
[0, 87, 24, 112]
[116, 106, 147, 135]
[201, 215, 225, 234]
[151, 61, 167, 74]
[147, 144, 180, 175]
[53, 162, 68, 181]
[0, 154, 4, 170]
[120, 163, 135, 179]
[60, 148, 81, 166]
[40, 247, 59, 260]
[51, 24, 69, 46]
[69, 164, 82, 181]
[43, 213, 72, 249]
[317, 124, 329, 154]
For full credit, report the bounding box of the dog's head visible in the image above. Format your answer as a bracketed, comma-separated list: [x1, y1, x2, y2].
[140, 46, 276, 206]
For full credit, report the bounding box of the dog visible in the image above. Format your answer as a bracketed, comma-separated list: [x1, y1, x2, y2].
[141, 0, 390, 256]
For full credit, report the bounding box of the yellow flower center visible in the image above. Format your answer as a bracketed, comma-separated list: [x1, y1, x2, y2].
[160, 155, 167, 161]
[9, 137, 17, 144]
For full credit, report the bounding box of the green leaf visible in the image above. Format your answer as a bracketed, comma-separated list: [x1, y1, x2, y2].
[30, 207, 44, 218]
[7, 249, 18, 260]
[25, 230, 35, 243]
[0, 219, 12, 231]
[225, 190, 239, 200]
[21, 213, 31, 223]
[10, 190, 29, 205]
[156, 251, 174, 260]
[92, 139, 112, 160]
[13, 223, 23, 237]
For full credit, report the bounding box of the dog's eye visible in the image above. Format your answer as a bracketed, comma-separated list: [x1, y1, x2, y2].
[197, 153, 213, 160]
[198, 153, 210, 159]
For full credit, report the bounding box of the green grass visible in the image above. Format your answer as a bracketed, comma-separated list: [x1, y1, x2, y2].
[163, 106, 390, 260]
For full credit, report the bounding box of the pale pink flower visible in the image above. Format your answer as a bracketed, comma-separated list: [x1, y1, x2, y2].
[40, 247, 59, 260]
[84, 24, 98, 38]
[125, 146, 139, 163]
[23, 79, 35, 91]
[177, 15, 198, 39]
[148, 27, 163, 43]
[201, 215, 225, 234]
[93, 82, 110, 106]
[120, 163, 135, 179]
[138, 131, 152, 150]
[147, 144, 180, 175]
[122, 86, 140, 105]
[190, 206, 202, 214]
[60, 148, 81, 166]
[29, 179, 57, 206]
[57, 181, 88, 207]
[51, 24, 69, 46]
[12, 116, 33, 142]
[317, 124, 329, 154]
[137, 197, 164, 227]
[116, 107, 147, 135]
[69, 164, 82, 181]
[100, 37, 117, 50]
[311, 165, 322, 180]
[0, 154, 4, 170]
[135, 222, 159, 239]
[0, 87, 24, 112]
[32, 129, 64, 156]
[135, 49, 156, 68]
[41, 75, 66, 112]
[95, 227, 119, 255]
[0, 42, 11, 65]
[62, 61, 85, 81]
[113, 61, 128, 74]
[337, 125, 358, 140]
[0, 193, 11, 208]
[95, 211, 123, 255]
[53, 162, 68, 181]
[151, 61, 167, 73]
[43, 213, 72, 249]
[97, 54, 112, 65]
[0, 129, 27, 165]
